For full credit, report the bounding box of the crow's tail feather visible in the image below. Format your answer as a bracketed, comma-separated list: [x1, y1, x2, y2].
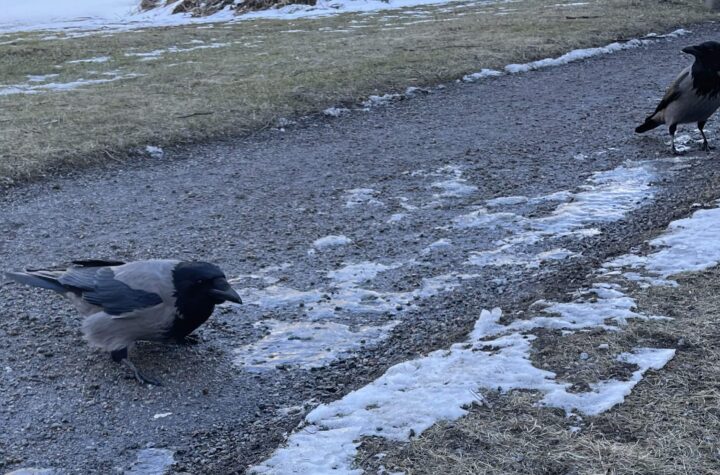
[635, 117, 662, 134]
[4, 271, 67, 293]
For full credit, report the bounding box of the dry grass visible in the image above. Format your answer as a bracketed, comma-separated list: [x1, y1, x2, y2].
[357, 269, 720, 474]
[0, 0, 717, 182]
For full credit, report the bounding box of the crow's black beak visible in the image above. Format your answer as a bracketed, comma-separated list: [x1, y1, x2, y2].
[682, 45, 699, 56]
[210, 279, 242, 304]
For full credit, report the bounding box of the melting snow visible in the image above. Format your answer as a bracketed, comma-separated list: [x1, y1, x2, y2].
[67, 56, 111, 64]
[126, 448, 174, 475]
[125, 42, 229, 59]
[26, 74, 59, 82]
[313, 235, 353, 250]
[605, 203, 720, 280]
[0, 73, 142, 96]
[145, 145, 164, 158]
[461, 68, 503, 83]
[461, 163, 655, 268]
[235, 320, 398, 371]
[323, 107, 350, 117]
[345, 188, 384, 208]
[485, 195, 529, 207]
[542, 348, 675, 416]
[249, 308, 674, 474]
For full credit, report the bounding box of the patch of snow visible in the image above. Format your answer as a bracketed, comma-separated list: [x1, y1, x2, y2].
[125, 42, 229, 59]
[0, 73, 142, 96]
[152, 412, 172, 420]
[126, 448, 174, 475]
[145, 145, 164, 158]
[26, 74, 59, 82]
[345, 188, 384, 208]
[250, 308, 674, 474]
[431, 179, 477, 198]
[238, 270, 476, 321]
[313, 235, 352, 250]
[422, 238, 452, 253]
[327, 261, 402, 285]
[542, 348, 675, 416]
[387, 212, 407, 223]
[506, 39, 647, 74]
[605, 203, 720, 279]
[323, 107, 350, 117]
[459, 163, 654, 268]
[462, 68, 502, 83]
[67, 56, 110, 64]
[463, 29, 690, 83]
[362, 93, 403, 109]
[485, 195, 528, 207]
[234, 320, 398, 371]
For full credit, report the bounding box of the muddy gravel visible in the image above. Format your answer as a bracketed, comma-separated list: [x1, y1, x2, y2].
[3, 23, 720, 475]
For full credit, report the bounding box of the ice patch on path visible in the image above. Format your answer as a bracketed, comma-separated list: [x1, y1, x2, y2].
[462, 163, 655, 268]
[541, 348, 675, 416]
[345, 188, 384, 208]
[422, 238, 453, 254]
[237, 271, 477, 320]
[485, 195, 529, 207]
[125, 448, 174, 475]
[250, 308, 674, 474]
[468, 246, 576, 269]
[235, 320, 398, 371]
[431, 179, 477, 198]
[313, 235, 352, 250]
[387, 212, 407, 223]
[328, 261, 402, 284]
[605, 202, 720, 279]
[430, 165, 477, 198]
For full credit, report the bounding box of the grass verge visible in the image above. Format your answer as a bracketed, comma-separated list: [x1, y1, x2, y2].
[356, 268, 720, 474]
[0, 0, 718, 182]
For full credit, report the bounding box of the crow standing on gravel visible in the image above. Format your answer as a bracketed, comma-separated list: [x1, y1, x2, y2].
[5, 259, 242, 385]
[635, 41, 720, 154]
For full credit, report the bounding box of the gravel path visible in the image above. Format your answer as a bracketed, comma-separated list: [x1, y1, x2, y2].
[3, 23, 720, 474]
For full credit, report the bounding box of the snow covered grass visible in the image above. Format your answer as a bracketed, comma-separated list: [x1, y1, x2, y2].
[0, 0, 715, 181]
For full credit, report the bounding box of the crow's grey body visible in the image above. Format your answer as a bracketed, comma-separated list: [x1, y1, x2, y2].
[652, 67, 720, 127]
[6, 259, 241, 384]
[75, 260, 179, 351]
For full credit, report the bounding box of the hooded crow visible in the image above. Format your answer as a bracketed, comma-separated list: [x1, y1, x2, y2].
[5, 259, 242, 385]
[635, 41, 720, 154]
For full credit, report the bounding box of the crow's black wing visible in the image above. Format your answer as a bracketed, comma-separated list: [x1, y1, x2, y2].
[79, 268, 163, 316]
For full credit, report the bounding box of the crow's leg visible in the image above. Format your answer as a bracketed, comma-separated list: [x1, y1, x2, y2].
[670, 123, 680, 155]
[698, 121, 713, 151]
[110, 347, 161, 386]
